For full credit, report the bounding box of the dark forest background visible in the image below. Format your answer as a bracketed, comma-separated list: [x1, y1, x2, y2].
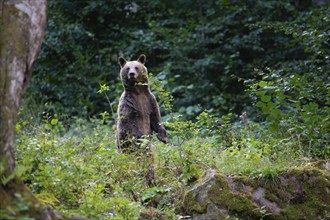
[26, 0, 329, 121]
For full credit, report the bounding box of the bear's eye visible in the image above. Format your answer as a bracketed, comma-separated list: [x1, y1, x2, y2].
[126, 67, 130, 72]
[135, 67, 139, 71]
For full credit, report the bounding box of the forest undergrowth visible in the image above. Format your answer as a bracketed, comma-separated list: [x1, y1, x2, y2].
[13, 56, 330, 218]
[13, 107, 316, 219]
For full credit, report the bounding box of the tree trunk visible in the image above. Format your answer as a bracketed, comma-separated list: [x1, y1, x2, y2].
[0, 1, 62, 219]
[0, 0, 47, 176]
[0, 2, 86, 219]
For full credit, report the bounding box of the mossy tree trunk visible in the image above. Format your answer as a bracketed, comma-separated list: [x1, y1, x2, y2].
[0, 0, 47, 177]
[0, 0, 53, 218]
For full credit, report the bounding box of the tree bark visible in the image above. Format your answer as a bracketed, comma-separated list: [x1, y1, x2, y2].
[0, 0, 54, 218]
[0, 0, 47, 176]
[0, 2, 86, 219]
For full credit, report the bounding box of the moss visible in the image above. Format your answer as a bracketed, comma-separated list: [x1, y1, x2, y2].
[184, 161, 330, 219]
[211, 190, 260, 217]
[183, 188, 209, 213]
[282, 203, 322, 220]
[209, 176, 262, 218]
[0, 177, 40, 218]
[231, 175, 257, 194]
[261, 161, 330, 219]
[184, 171, 262, 218]
[232, 175, 257, 187]
[292, 167, 330, 219]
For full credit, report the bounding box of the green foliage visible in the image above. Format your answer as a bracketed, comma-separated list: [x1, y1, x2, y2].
[141, 0, 301, 117]
[16, 115, 143, 219]
[27, 0, 329, 120]
[247, 7, 330, 157]
[141, 187, 170, 205]
[16, 108, 306, 219]
[149, 67, 174, 114]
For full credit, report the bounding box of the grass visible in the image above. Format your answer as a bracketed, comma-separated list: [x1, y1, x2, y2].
[13, 112, 306, 219]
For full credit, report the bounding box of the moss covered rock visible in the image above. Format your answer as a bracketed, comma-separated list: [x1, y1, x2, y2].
[183, 161, 330, 219]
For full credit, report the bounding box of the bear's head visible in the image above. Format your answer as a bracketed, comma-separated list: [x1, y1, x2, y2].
[118, 54, 148, 89]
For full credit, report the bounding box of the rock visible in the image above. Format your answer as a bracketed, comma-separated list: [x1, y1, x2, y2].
[183, 161, 330, 220]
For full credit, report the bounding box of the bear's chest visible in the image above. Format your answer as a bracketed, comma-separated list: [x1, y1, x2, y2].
[128, 93, 152, 134]
[134, 94, 151, 117]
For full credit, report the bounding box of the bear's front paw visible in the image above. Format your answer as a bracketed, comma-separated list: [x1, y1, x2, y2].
[135, 130, 144, 137]
[157, 128, 167, 144]
[157, 135, 168, 144]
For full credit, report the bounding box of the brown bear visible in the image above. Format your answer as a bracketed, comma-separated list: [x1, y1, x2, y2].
[116, 54, 167, 152]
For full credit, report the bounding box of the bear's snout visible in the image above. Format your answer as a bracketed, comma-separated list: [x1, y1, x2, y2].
[128, 72, 136, 79]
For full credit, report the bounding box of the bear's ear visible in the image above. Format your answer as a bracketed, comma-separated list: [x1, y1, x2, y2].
[137, 54, 146, 65]
[118, 57, 127, 68]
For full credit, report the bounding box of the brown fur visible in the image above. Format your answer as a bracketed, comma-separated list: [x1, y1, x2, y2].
[116, 54, 167, 153]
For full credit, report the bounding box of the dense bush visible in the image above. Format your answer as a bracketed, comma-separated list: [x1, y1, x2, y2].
[247, 7, 329, 157]
[27, 0, 328, 119]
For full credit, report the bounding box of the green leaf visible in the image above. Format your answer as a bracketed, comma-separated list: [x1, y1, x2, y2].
[261, 95, 271, 102]
[271, 108, 281, 118]
[51, 119, 58, 125]
[141, 187, 169, 203]
[259, 81, 268, 88]
[256, 101, 265, 108]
